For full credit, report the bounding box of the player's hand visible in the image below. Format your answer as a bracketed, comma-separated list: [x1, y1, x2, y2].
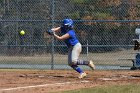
[46, 30, 54, 35]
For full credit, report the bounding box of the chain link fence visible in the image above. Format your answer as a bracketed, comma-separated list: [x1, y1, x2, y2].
[0, 0, 140, 70]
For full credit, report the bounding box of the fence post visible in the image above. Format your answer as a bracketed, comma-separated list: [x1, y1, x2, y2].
[51, 0, 55, 70]
[86, 40, 89, 60]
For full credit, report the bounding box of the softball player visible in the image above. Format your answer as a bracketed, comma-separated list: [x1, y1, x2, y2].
[51, 18, 95, 79]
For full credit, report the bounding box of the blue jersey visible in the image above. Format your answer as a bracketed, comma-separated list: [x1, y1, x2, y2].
[61, 27, 79, 47]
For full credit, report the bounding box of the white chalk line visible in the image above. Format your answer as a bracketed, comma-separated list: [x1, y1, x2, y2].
[0, 80, 89, 92]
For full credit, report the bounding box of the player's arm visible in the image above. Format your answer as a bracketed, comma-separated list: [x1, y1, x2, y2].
[46, 27, 61, 35]
[54, 33, 70, 40]
[51, 27, 61, 32]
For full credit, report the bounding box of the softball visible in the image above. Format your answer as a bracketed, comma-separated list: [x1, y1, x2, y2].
[20, 30, 25, 35]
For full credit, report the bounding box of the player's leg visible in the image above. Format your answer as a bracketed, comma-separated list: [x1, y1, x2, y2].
[68, 47, 83, 74]
[72, 43, 95, 70]
[68, 46, 86, 78]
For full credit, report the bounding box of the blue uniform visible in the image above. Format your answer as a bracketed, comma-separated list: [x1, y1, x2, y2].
[56, 19, 94, 78]
[61, 26, 85, 74]
[61, 27, 79, 47]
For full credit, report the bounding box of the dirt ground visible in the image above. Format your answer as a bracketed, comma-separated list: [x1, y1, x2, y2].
[0, 69, 140, 93]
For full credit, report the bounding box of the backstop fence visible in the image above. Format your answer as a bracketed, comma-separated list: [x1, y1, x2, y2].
[0, 0, 140, 70]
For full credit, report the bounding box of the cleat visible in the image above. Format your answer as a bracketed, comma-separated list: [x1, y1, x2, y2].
[78, 72, 87, 79]
[88, 60, 95, 70]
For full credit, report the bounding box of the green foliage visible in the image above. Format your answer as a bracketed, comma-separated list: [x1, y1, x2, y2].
[71, 0, 85, 4]
[94, 12, 111, 19]
[69, 11, 80, 19]
[71, 0, 99, 4]
[70, 0, 115, 20]
[0, 0, 3, 4]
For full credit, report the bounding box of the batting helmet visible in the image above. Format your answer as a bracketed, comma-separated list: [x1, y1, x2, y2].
[62, 18, 74, 28]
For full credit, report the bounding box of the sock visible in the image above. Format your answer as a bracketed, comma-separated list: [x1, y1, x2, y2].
[71, 65, 83, 74]
[76, 60, 89, 65]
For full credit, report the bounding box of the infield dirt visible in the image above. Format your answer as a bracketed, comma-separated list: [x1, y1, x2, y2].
[0, 70, 140, 93]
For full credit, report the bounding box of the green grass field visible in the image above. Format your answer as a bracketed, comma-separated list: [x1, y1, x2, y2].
[58, 84, 140, 93]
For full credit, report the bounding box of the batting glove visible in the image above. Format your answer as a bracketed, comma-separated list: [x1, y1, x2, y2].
[46, 30, 54, 35]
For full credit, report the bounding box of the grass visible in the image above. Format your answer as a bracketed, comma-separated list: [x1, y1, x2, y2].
[58, 84, 140, 93]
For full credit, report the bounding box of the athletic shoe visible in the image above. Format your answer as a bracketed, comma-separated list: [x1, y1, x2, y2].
[78, 72, 87, 79]
[88, 60, 95, 70]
